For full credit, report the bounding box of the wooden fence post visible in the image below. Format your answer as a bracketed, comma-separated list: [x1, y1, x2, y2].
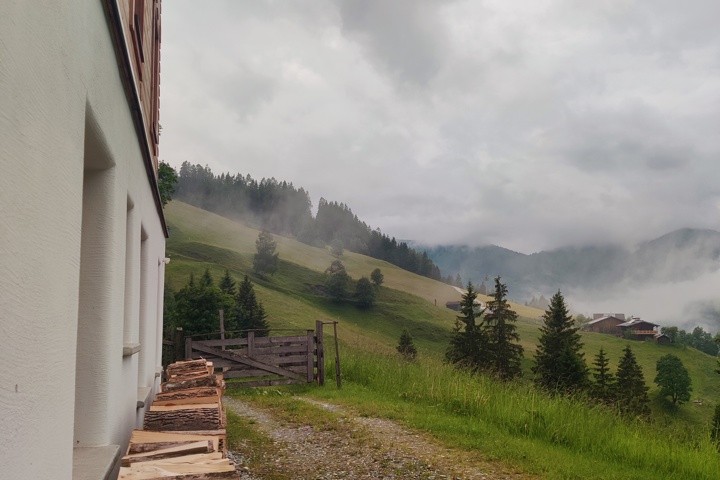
[306, 330, 314, 383]
[173, 327, 184, 364]
[247, 331, 255, 358]
[315, 320, 325, 386]
[219, 309, 225, 350]
[184, 336, 193, 360]
[333, 321, 341, 389]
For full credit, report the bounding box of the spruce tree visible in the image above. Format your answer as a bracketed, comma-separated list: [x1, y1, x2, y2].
[445, 282, 489, 373]
[533, 290, 588, 394]
[233, 275, 269, 337]
[325, 260, 351, 301]
[485, 277, 523, 380]
[355, 276, 375, 308]
[590, 348, 615, 404]
[397, 329, 418, 361]
[219, 269, 237, 297]
[253, 230, 279, 276]
[614, 345, 650, 417]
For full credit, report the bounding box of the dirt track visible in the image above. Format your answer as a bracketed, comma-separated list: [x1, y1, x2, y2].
[224, 396, 534, 480]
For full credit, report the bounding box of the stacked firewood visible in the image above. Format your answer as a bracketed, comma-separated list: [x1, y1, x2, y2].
[119, 359, 238, 479]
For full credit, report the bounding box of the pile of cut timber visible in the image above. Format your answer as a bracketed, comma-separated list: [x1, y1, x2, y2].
[119, 359, 239, 479]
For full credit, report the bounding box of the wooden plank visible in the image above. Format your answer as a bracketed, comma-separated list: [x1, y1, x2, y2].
[123, 452, 224, 467]
[191, 343, 307, 382]
[222, 369, 278, 379]
[119, 462, 237, 480]
[251, 345, 309, 355]
[121, 441, 212, 466]
[127, 440, 201, 455]
[316, 320, 325, 385]
[247, 331, 255, 358]
[227, 378, 301, 388]
[143, 405, 222, 431]
[306, 329, 314, 383]
[128, 430, 224, 454]
[162, 374, 219, 392]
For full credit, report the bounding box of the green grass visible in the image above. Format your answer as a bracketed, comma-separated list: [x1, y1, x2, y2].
[164, 200, 720, 479]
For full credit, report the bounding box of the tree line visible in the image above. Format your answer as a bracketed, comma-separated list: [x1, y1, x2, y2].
[164, 269, 269, 339]
[170, 162, 444, 282]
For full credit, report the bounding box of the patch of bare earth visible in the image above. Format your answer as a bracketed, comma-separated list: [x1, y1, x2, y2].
[224, 396, 536, 480]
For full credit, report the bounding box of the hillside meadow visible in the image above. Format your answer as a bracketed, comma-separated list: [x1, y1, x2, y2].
[164, 201, 720, 479]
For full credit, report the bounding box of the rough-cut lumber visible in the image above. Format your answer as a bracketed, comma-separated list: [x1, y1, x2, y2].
[166, 359, 210, 375]
[153, 388, 222, 406]
[128, 441, 201, 455]
[129, 430, 225, 454]
[161, 374, 219, 393]
[143, 404, 223, 431]
[122, 441, 213, 466]
[124, 452, 224, 467]
[118, 460, 237, 480]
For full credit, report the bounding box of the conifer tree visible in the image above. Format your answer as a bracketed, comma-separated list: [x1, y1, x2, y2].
[355, 276, 375, 308]
[533, 290, 588, 393]
[397, 329, 418, 361]
[590, 348, 615, 404]
[233, 275, 269, 337]
[485, 277, 523, 380]
[325, 260, 351, 301]
[219, 269, 237, 297]
[614, 345, 650, 417]
[445, 282, 489, 373]
[370, 268, 384, 287]
[253, 230, 279, 276]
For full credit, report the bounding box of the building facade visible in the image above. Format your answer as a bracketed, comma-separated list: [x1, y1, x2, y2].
[0, 1, 165, 479]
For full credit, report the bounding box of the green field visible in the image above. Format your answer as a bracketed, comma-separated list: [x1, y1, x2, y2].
[164, 201, 720, 479]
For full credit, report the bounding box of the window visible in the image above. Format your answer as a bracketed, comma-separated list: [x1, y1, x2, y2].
[130, 0, 146, 80]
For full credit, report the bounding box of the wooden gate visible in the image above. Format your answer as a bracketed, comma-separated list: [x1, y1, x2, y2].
[184, 322, 326, 388]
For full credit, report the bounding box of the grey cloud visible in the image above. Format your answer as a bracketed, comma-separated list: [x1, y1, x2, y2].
[335, 0, 452, 85]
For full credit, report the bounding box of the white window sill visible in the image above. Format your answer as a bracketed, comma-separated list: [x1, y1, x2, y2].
[72, 445, 120, 480]
[122, 343, 141, 357]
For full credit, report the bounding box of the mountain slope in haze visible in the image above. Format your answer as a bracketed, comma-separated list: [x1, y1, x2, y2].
[163, 201, 720, 427]
[421, 228, 720, 300]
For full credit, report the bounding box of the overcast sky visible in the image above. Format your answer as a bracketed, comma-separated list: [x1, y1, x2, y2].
[160, 0, 720, 254]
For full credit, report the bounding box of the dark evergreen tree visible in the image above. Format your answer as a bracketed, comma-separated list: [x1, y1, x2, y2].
[532, 290, 588, 393]
[397, 329, 418, 361]
[325, 260, 351, 301]
[654, 354, 692, 406]
[233, 275, 269, 337]
[219, 269, 237, 297]
[445, 282, 489, 373]
[173, 271, 230, 337]
[370, 268, 384, 287]
[590, 348, 615, 404]
[485, 277, 524, 380]
[253, 230, 279, 276]
[355, 277, 375, 308]
[614, 346, 651, 417]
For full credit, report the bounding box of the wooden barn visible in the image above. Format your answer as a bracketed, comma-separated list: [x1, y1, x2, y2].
[584, 314, 626, 335]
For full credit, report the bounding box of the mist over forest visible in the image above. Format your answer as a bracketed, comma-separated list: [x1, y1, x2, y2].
[170, 161, 719, 333]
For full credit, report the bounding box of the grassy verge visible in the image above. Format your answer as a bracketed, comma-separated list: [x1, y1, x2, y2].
[293, 346, 720, 480]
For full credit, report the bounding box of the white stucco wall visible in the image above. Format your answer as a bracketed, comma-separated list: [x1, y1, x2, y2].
[0, 2, 166, 479]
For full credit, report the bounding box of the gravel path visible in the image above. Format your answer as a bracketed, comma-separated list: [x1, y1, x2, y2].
[224, 396, 535, 480]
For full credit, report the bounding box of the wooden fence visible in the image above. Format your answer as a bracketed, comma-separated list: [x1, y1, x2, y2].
[182, 320, 329, 387]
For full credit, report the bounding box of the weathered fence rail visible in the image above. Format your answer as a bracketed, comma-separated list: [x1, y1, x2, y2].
[184, 321, 328, 387]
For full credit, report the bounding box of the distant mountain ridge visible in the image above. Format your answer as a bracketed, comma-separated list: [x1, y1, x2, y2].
[420, 228, 720, 301]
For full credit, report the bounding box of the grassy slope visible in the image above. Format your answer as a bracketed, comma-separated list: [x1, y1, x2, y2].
[164, 200, 719, 423]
